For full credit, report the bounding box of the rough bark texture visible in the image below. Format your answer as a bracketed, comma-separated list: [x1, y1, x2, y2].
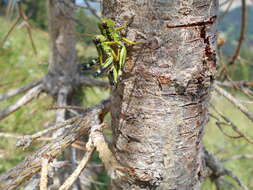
[0, 100, 110, 190]
[103, 0, 218, 189]
[44, 0, 77, 97]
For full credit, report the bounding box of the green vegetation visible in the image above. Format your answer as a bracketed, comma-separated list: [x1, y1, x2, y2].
[0, 16, 51, 173]
[0, 16, 108, 176]
[202, 93, 253, 189]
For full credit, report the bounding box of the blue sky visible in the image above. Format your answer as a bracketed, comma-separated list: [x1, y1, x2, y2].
[76, 0, 100, 11]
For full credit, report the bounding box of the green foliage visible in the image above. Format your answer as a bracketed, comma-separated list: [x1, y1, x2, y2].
[0, 16, 51, 173]
[21, 0, 48, 30]
[202, 94, 253, 190]
[75, 9, 99, 44]
[0, 16, 109, 176]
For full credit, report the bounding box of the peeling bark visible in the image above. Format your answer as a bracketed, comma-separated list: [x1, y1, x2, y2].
[103, 0, 218, 189]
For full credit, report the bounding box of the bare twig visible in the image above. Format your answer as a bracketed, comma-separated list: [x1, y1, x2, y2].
[204, 148, 249, 190]
[0, 84, 43, 121]
[216, 80, 253, 100]
[78, 76, 109, 88]
[1, 17, 21, 47]
[49, 106, 86, 111]
[90, 124, 123, 179]
[16, 116, 81, 148]
[52, 87, 70, 139]
[239, 56, 253, 66]
[83, 0, 100, 19]
[0, 99, 110, 190]
[18, 2, 38, 55]
[216, 80, 253, 89]
[59, 139, 95, 190]
[210, 105, 253, 144]
[40, 158, 49, 190]
[227, 0, 247, 65]
[0, 132, 52, 141]
[1, 2, 38, 55]
[0, 79, 42, 101]
[221, 154, 253, 162]
[215, 121, 243, 139]
[214, 84, 253, 122]
[219, 0, 235, 21]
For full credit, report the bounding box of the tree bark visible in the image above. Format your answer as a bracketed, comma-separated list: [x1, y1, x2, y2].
[44, 0, 77, 97]
[103, 0, 218, 189]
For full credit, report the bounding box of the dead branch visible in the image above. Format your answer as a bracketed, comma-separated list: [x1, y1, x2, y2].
[83, 0, 100, 19]
[213, 177, 235, 190]
[58, 123, 123, 190]
[0, 79, 42, 101]
[211, 105, 253, 144]
[78, 76, 109, 88]
[0, 132, 52, 141]
[40, 158, 49, 190]
[0, 84, 43, 121]
[24, 175, 40, 190]
[49, 105, 86, 111]
[219, 0, 235, 21]
[1, 16, 21, 47]
[228, 0, 247, 65]
[0, 99, 110, 190]
[204, 148, 249, 190]
[58, 139, 95, 190]
[1, 2, 37, 55]
[215, 121, 243, 139]
[90, 124, 123, 179]
[216, 80, 253, 100]
[17, 2, 37, 55]
[214, 84, 253, 122]
[16, 116, 81, 148]
[221, 154, 253, 162]
[216, 80, 253, 89]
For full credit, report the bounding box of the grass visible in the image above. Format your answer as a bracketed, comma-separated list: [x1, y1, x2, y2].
[0, 16, 52, 173]
[0, 16, 253, 190]
[0, 17, 109, 176]
[202, 92, 253, 189]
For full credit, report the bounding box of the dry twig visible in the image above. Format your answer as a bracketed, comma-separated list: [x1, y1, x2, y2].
[90, 124, 123, 179]
[210, 105, 253, 144]
[40, 158, 49, 190]
[58, 139, 95, 190]
[221, 154, 253, 162]
[78, 76, 109, 88]
[83, 0, 100, 19]
[16, 116, 81, 148]
[0, 84, 43, 121]
[0, 79, 42, 101]
[228, 0, 247, 65]
[1, 2, 37, 54]
[204, 148, 249, 190]
[214, 84, 253, 122]
[0, 99, 110, 190]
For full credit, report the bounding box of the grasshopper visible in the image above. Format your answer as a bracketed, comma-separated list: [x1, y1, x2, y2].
[80, 18, 142, 86]
[92, 35, 119, 85]
[98, 18, 142, 80]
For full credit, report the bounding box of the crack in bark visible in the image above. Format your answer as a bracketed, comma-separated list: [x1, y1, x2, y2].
[167, 16, 217, 28]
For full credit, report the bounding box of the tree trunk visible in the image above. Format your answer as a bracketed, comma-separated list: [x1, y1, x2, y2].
[103, 0, 218, 189]
[44, 0, 77, 98]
